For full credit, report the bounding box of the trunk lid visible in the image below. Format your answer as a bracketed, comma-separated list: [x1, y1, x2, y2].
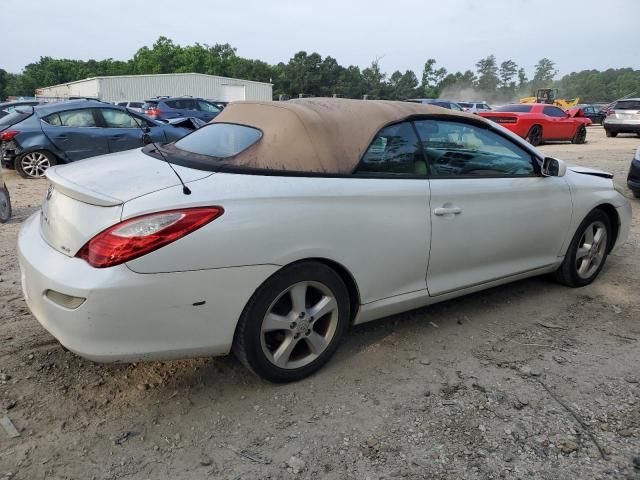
[41, 149, 212, 257]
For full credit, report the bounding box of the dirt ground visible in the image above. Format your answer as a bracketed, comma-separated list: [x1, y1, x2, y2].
[1, 126, 639, 480]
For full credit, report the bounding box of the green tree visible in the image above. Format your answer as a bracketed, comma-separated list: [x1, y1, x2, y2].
[388, 70, 419, 99]
[532, 58, 557, 88]
[498, 60, 518, 92]
[420, 59, 447, 98]
[475, 55, 499, 93]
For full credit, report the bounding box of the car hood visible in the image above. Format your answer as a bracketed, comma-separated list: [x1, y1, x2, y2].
[567, 165, 613, 179]
[47, 148, 213, 206]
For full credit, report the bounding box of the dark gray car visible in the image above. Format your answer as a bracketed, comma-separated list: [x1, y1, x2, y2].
[0, 101, 192, 178]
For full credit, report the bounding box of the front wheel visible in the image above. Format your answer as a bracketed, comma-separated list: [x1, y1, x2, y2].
[571, 125, 587, 144]
[526, 125, 543, 146]
[553, 209, 611, 287]
[15, 150, 56, 179]
[0, 186, 11, 223]
[233, 262, 350, 382]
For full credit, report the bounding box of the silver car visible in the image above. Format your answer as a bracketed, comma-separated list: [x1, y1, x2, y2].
[604, 98, 640, 137]
[459, 101, 492, 113]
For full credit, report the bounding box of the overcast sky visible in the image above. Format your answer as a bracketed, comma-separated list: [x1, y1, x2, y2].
[2, 0, 638, 78]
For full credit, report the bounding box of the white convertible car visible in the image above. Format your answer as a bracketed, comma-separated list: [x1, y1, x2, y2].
[18, 99, 631, 382]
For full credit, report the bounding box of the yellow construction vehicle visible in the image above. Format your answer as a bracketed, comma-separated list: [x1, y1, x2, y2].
[519, 88, 580, 109]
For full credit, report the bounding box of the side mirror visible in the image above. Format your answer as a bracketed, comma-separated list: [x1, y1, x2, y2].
[142, 133, 153, 145]
[541, 157, 567, 177]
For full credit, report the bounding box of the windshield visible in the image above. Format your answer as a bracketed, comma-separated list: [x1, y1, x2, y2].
[173, 123, 262, 158]
[493, 105, 532, 113]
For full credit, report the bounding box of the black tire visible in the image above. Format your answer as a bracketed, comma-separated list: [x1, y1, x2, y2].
[0, 186, 11, 223]
[526, 125, 543, 146]
[15, 150, 56, 179]
[571, 125, 587, 144]
[604, 129, 617, 138]
[553, 209, 612, 287]
[633, 190, 640, 199]
[233, 261, 350, 383]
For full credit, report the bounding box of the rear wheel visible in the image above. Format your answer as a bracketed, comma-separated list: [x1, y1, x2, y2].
[526, 125, 543, 146]
[15, 150, 56, 179]
[633, 190, 640, 198]
[605, 129, 617, 138]
[233, 261, 350, 383]
[0, 186, 11, 223]
[553, 209, 611, 287]
[571, 125, 587, 144]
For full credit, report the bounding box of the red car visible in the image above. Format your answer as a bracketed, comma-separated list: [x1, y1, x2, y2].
[478, 104, 591, 146]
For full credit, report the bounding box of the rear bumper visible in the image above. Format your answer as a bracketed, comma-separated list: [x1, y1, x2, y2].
[18, 212, 278, 362]
[604, 121, 640, 133]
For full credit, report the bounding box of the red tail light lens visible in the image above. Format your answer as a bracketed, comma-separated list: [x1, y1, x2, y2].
[76, 207, 224, 268]
[147, 108, 162, 117]
[0, 130, 19, 141]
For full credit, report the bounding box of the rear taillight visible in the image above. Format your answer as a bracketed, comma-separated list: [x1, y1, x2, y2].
[76, 207, 223, 268]
[0, 130, 19, 141]
[147, 108, 162, 117]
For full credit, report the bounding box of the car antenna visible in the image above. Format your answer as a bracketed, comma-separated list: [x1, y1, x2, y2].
[127, 109, 191, 195]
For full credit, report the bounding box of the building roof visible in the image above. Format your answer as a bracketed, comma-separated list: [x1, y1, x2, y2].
[39, 72, 273, 90]
[210, 98, 488, 174]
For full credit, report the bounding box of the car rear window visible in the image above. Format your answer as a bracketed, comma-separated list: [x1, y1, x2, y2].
[0, 108, 33, 126]
[614, 100, 640, 110]
[493, 105, 532, 113]
[458, 103, 472, 108]
[173, 123, 262, 158]
[142, 101, 158, 110]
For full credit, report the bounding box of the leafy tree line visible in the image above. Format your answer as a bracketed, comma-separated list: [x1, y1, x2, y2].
[1, 37, 638, 103]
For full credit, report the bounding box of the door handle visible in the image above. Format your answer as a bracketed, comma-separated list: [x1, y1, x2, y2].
[110, 135, 123, 140]
[434, 207, 463, 216]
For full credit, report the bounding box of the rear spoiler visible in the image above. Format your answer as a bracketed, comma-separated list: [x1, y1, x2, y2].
[46, 166, 123, 207]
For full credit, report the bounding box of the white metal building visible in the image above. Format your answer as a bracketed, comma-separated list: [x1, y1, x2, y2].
[35, 73, 273, 103]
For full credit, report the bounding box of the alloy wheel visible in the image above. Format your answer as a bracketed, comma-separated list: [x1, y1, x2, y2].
[20, 152, 51, 178]
[260, 281, 339, 369]
[575, 220, 607, 279]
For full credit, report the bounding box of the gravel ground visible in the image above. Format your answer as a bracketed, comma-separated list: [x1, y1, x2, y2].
[1, 126, 639, 480]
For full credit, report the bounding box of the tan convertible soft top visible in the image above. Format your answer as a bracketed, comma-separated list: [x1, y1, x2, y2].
[212, 98, 489, 174]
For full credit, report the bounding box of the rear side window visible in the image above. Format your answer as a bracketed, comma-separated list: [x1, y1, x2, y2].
[43, 113, 62, 126]
[101, 109, 147, 128]
[615, 100, 640, 110]
[494, 105, 532, 113]
[543, 106, 567, 117]
[116, 102, 127, 106]
[458, 103, 471, 108]
[174, 123, 262, 158]
[129, 102, 143, 108]
[355, 122, 426, 176]
[57, 109, 96, 127]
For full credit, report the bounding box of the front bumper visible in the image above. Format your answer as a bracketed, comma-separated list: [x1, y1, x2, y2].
[17, 212, 279, 362]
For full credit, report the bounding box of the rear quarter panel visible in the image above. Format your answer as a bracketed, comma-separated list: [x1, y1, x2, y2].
[122, 173, 432, 305]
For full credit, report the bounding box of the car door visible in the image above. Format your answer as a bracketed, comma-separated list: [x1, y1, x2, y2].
[40, 108, 109, 161]
[414, 118, 572, 296]
[543, 106, 575, 138]
[350, 121, 431, 302]
[98, 108, 166, 152]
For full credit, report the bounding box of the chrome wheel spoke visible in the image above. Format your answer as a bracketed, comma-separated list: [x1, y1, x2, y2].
[305, 331, 328, 355]
[584, 225, 594, 244]
[262, 313, 291, 332]
[308, 296, 336, 320]
[272, 334, 298, 367]
[289, 283, 308, 313]
[576, 247, 589, 259]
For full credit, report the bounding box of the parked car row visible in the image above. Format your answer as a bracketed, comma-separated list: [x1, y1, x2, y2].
[0, 101, 193, 178]
[604, 98, 640, 138]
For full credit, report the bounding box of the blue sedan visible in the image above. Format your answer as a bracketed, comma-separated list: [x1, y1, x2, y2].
[0, 101, 192, 178]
